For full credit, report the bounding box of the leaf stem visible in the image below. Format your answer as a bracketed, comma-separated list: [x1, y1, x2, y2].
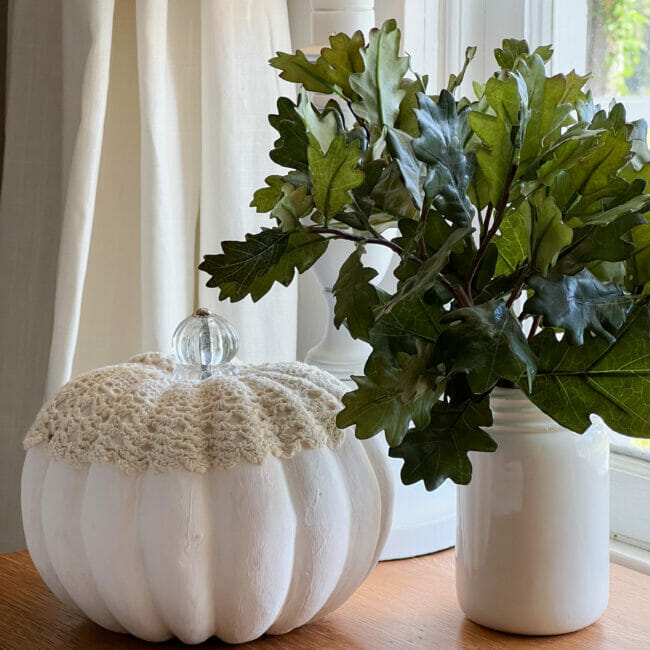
[464, 166, 517, 302]
[418, 201, 430, 260]
[437, 275, 472, 308]
[346, 100, 370, 139]
[482, 203, 494, 242]
[505, 265, 531, 309]
[308, 225, 405, 257]
[527, 314, 541, 341]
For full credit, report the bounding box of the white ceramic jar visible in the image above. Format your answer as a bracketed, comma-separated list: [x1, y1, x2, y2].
[456, 388, 610, 636]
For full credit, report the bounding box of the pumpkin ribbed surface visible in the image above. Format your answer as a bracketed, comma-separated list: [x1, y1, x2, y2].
[23, 354, 346, 474]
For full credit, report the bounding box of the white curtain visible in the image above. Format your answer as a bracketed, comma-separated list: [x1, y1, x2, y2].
[0, 0, 295, 551]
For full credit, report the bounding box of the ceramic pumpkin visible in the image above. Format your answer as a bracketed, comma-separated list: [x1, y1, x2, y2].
[21, 309, 393, 644]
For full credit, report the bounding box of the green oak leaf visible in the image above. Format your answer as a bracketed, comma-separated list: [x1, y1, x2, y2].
[268, 97, 309, 171]
[269, 49, 340, 95]
[447, 46, 477, 94]
[395, 343, 441, 403]
[385, 127, 426, 209]
[319, 30, 365, 100]
[297, 92, 340, 155]
[525, 305, 650, 437]
[629, 222, 650, 292]
[368, 289, 445, 355]
[389, 395, 496, 490]
[378, 227, 473, 317]
[308, 134, 364, 220]
[397, 75, 428, 136]
[561, 70, 590, 105]
[337, 354, 439, 445]
[412, 90, 476, 226]
[514, 55, 572, 164]
[474, 267, 523, 304]
[495, 191, 573, 276]
[434, 299, 537, 392]
[589, 260, 627, 284]
[538, 111, 632, 212]
[199, 228, 327, 302]
[524, 269, 632, 345]
[557, 213, 646, 275]
[369, 161, 419, 224]
[270, 184, 313, 232]
[494, 204, 530, 276]
[494, 38, 553, 71]
[469, 76, 520, 206]
[251, 175, 284, 213]
[349, 19, 409, 128]
[568, 192, 650, 227]
[333, 246, 379, 340]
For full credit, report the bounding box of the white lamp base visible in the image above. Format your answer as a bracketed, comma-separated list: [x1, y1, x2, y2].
[380, 444, 456, 560]
[305, 239, 456, 560]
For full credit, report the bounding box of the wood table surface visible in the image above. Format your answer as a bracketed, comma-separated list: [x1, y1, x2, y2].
[1, 549, 648, 649]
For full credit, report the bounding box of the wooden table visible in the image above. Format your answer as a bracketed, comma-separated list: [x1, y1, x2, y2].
[1, 549, 648, 649]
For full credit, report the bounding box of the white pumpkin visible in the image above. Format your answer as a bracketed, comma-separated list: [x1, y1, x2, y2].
[21, 312, 393, 645]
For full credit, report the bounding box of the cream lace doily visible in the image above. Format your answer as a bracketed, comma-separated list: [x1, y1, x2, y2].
[24, 354, 347, 474]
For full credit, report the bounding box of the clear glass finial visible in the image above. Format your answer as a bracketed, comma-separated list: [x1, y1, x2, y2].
[172, 308, 239, 380]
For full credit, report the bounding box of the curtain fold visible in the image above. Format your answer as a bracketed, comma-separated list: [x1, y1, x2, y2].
[136, 0, 201, 352]
[45, 0, 115, 396]
[198, 0, 296, 360]
[0, 0, 295, 551]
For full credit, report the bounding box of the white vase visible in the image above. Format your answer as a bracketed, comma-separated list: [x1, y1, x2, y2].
[456, 387, 610, 635]
[305, 238, 456, 560]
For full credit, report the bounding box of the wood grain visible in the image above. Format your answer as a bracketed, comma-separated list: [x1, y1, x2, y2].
[0, 549, 648, 649]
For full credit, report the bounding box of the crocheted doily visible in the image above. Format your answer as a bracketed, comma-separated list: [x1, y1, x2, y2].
[24, 353, 347, 474]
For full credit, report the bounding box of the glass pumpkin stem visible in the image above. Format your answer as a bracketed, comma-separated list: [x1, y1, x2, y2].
[172, 308, 239, 380]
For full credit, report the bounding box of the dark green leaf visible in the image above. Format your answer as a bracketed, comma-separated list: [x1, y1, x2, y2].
[379, 227, 473, 317]
[369, 161, 419, 224]
[368, 290, 445, 355]
[389, 395, 496, 490]
[333, 246, 379, 340]
[412, 91, 476, 226]
[557, 213, 646, 275]
[268, 97, 309, 171]
[395, 343, 441, 403]
[434, 299, 537, 392]
[629, 222, 650, 292]
[199, 228, 327, 302]
[524, 269, 632, 345]
[525, 305, 650, 437]
[385, 127, 426, 209]
[337, 354, 439, 445]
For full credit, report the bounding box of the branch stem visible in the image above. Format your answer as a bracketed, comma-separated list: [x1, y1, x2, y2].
[505, 265, 531, 309]
[308, 226, 405, 256]
[464, 166, 517, 301]
[527, 314, 541, 341]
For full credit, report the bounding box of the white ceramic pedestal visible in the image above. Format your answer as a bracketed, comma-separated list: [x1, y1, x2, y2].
[305, 239, 456, 560]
